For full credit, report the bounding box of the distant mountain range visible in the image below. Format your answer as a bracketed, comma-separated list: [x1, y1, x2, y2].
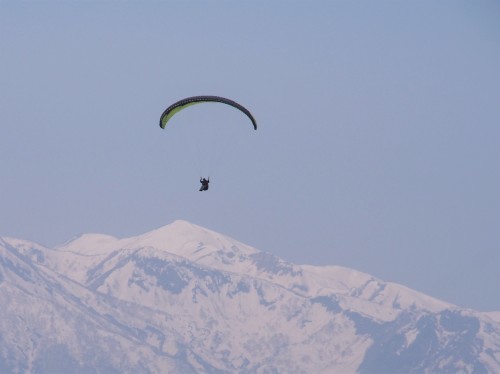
[1, 220, 499, 373]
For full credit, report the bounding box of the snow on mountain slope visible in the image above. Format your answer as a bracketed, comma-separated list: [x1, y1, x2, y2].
[2, 237, 113, 285]
[2, 220, 500, 373]
[61, 245, 372, 373]
[47, 220, 453, 317]
[1, 233, 369, 372]
[0, 239, 195, 373]
[0, 221, 480, 326]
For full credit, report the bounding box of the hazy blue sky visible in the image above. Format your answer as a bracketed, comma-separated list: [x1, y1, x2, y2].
[1, 1, 499, 311]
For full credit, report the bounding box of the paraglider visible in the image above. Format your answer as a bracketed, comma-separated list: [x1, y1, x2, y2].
[159, 96, 257, 191]
[199, 177, 209, 191]
[159, 95, 257, 130]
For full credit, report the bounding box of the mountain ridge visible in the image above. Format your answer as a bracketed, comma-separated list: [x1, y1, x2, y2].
[40, 220, 455, 317]
[1, 220, 499, 373]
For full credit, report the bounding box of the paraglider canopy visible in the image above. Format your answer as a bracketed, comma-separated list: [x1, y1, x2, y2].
[159, 96, 257, 130]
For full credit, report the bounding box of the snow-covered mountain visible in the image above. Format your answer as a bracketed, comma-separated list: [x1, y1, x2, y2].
[1, 220, 499, 373]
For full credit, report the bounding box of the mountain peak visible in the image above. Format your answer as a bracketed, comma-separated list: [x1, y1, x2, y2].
[125, 220, 258, 262]
[57, 233, 120, 255]
[55, 220, 208, 256]
[143, 219, 210, 241]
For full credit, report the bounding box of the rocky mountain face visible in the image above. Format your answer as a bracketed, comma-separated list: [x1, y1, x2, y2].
[1, 220, 499, 373]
